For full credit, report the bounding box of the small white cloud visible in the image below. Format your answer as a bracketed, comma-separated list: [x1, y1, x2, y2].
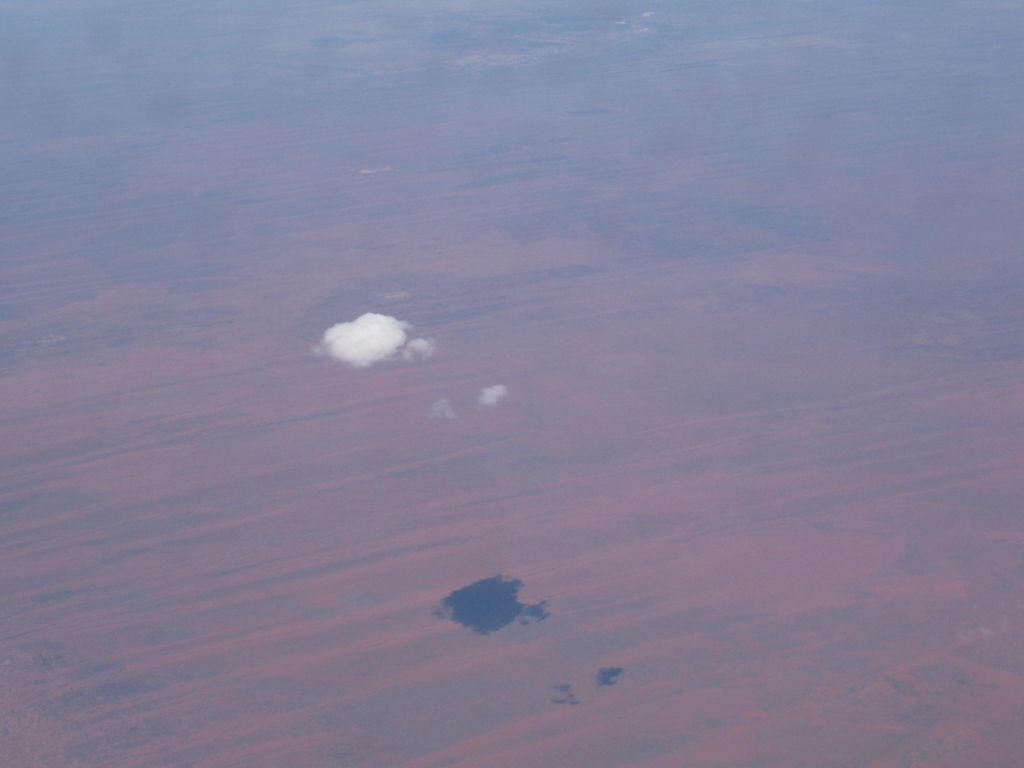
[428, 398, 456, 420]
[478, 384, 508, 407]
[316, 314, 438, 368]
[316, 313, 410, 368]
[402, 337, 436, 361]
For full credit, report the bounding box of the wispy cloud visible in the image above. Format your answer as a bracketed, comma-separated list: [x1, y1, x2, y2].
[402, 337, 436, 361]
[429, 398, 456, 420]
[478, 384, 508, 407]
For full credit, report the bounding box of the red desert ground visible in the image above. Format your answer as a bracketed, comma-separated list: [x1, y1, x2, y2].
[3, 1, 1024, 766]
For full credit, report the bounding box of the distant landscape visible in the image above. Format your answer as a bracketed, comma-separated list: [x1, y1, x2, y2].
[3, 1, 1024, 766]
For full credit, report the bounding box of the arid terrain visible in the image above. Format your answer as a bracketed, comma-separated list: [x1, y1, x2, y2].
[3, 2, 1024, 766]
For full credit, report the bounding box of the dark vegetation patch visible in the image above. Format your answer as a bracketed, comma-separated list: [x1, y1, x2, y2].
[56, 678, 155, 715]
[434, 575, 548, 635]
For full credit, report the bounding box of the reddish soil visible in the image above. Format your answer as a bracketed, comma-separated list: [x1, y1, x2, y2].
[3, 2, 1024, 766]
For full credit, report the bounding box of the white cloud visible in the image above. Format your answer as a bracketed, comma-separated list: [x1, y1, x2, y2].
[402, 337, 436, 361]
[478, 384, 508, 407]
[316, 313, 410, 368]
[316, 314, 438, 369]
[428, 398, 456, 420]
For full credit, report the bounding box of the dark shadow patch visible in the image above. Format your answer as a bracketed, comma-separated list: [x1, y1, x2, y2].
[597, 666, 624, 687]
[434, 575, 548, 635]
[551, 682, 579, 705]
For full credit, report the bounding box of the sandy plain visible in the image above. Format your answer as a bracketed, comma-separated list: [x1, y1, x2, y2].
[3, 2, 1024, 766]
